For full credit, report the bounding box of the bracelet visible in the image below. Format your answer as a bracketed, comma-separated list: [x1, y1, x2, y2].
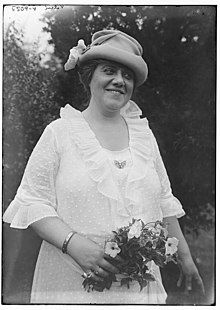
[62, 231, 77, 254]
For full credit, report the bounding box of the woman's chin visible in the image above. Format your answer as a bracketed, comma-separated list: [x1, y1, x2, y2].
[104, 100, 128, 112]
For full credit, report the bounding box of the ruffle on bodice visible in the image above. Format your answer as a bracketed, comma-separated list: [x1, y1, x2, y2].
[3, 100, 184, 230]
[60, 101, 156, 219]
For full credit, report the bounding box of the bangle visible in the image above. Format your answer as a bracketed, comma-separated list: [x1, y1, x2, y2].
[62, 231, 77, 254]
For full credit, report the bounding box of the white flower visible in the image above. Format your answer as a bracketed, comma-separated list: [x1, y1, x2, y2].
[161, 227, 168, 238]
[151, 223, 168, 238]
[128, 220, 142, 239]
[105, 241, 121, 258]
[148, 226, 161, 236]
[64, 39, 86, 71]
[165, 237, 179, 255]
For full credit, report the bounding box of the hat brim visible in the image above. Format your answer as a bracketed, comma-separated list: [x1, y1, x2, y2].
[78, 45, 148, 87]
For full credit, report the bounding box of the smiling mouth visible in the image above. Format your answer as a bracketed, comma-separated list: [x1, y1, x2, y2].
[106, 89, 125, 95]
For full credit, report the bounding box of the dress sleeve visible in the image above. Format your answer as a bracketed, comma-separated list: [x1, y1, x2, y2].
[3, 125, 60, 229]
[150, 130, 185, 218]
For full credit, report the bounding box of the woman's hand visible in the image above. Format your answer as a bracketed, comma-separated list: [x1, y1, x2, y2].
[30, 217, 119, 283]
[68, 234, 119, 282]
[163, 217, 205, 296]
[177, 256, 205, 295]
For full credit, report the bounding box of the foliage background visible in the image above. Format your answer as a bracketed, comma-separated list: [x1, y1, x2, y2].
[3, 5, 215, 305]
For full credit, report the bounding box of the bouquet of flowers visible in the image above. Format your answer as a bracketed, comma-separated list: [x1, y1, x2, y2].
[82, 219, 179, 292]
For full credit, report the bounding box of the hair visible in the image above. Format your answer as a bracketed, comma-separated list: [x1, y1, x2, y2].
[77, 59, 106, 103]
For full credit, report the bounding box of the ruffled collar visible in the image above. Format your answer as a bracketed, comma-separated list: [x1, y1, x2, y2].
[60, 100, 154, 221]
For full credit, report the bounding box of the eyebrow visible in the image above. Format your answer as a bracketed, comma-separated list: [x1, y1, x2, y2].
[101, 63, 133, 75]
[101, 64, 117, 69]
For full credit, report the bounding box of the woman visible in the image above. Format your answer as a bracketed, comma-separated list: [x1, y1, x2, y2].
[3, 29, 204, 304]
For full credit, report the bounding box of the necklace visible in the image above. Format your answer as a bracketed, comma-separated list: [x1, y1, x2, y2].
[114, 160, 127, 169]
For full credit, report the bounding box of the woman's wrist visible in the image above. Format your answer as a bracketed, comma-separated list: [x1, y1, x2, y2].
[62, 231, 78, 254]
[177, 249, 193, 263]
[65, 232, 83, 258]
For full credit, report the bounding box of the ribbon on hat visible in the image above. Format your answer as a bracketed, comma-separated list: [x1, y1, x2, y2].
[64, 33, 122, 70]
[93, 32, 119, 46]
[80, 33, 119, 55]
[64, 39, 86, 71]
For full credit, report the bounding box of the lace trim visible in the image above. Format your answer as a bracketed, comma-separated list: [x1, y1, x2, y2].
[60, 101, 153, 219]
[160, 196, 185, 218]
[3, 198, 58, 229]
[125, 116, 154, 215]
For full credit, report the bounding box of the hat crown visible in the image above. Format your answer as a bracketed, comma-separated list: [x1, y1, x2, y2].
[77, 29, 148, 86]
[91, 30, 143, 57]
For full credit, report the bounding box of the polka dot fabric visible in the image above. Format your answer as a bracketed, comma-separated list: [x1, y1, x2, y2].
[3, 100, 185, 304]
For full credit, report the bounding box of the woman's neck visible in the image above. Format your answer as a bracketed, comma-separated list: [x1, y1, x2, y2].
[82, 103, 129, 151]
[82, 103, 122, 124]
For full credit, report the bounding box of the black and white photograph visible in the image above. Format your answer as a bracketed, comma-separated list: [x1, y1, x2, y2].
[2, 3, 216, 306]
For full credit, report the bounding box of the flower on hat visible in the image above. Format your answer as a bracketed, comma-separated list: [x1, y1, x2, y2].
[165, 237, 179, 255]
[105, 241, 121, 258]
[64, 39, 86, 71]
[128, 219, 142, 240]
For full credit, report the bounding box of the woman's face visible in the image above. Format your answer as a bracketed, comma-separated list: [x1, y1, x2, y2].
[89, 60, 134, 113]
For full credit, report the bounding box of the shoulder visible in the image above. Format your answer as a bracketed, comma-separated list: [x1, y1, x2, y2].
[44, 118, 70, 154]
[47, 118, 68, 132]
[46, 117, 70, 140]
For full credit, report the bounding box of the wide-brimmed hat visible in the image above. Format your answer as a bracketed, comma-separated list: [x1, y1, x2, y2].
[64, 30, 148, 86]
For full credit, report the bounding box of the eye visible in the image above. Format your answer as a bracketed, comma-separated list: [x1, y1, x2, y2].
[123, 70, 133, 80]
[103, 67, 116, 75]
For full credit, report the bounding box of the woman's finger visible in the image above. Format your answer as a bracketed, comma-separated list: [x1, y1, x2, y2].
[177, 269, 183, 287]
[103, 253, 123, 264]
[83, 270, 104, 283]
[93, 266, 109, 279]
[185, 275, 192, 292]
[103, 253, 125, 271]
[113, 255, 124, 263]
[194, 274, 205, 295]
[100, 258, 119, 274]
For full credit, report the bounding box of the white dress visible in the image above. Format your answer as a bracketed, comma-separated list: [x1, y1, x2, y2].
[3, 100, 185, 304]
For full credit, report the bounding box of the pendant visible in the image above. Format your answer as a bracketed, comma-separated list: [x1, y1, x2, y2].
[114, 160, 127, 169]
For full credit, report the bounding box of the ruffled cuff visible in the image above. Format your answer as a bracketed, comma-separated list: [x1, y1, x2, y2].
[3, 198, 59, 229]
[160, 196, 185, 219]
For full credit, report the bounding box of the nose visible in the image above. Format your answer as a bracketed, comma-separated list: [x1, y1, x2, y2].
[112, 70, 125, 86]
